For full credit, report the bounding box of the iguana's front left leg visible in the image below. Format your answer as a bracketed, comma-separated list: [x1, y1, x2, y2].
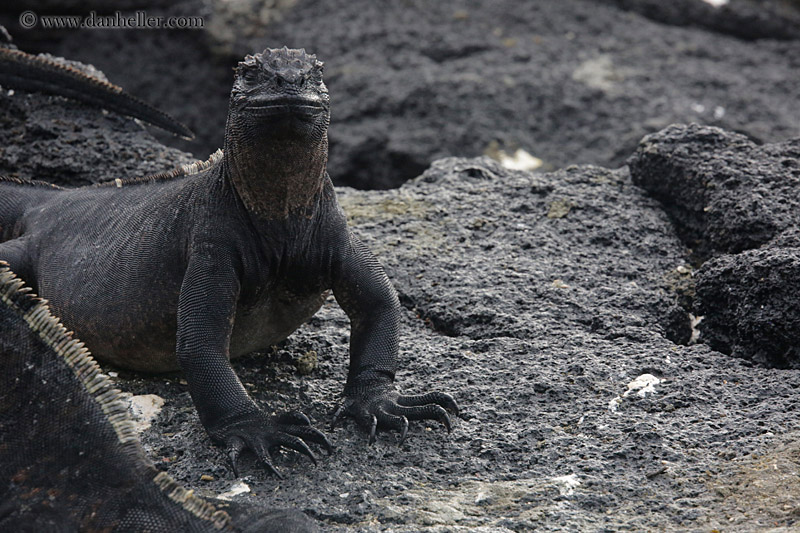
[177, 245, 331, 476]
[331, 235, 459, 444]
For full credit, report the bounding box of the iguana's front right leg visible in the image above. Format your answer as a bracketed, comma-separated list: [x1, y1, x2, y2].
[176, 245, 331, 477]
[330, 235, 459, 444]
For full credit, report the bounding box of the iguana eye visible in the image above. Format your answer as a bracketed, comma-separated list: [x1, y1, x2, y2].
[310, 66, 324, 85]
[243, 69, 258, 84]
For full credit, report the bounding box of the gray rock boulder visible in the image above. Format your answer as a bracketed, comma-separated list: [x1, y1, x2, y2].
[629, 123, 800, 259]
[630, 123, 800, 367]
[695, 246, 800, 368]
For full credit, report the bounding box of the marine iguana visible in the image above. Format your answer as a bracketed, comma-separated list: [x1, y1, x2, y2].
[0, 264, 317, 532]
[0, 27, 194, 139]
[0, 47, 458, 476]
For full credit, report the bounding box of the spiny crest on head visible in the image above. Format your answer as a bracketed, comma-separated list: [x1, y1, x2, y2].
[237, 46, 323, 81]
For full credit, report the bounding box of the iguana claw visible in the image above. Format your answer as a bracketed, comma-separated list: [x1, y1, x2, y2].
[276, 410, 313, 426]
[226, 436, 246, 478]
[334, 385, 459, 445]
[330, 403, 347, 430]
[368, 415, 378, 445]
[214, 409, 332, 477]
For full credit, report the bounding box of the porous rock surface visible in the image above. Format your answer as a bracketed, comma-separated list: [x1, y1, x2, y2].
[0, 78, 193, 185]
[3, 37, 800, 533]
[630, 123, 800, 369]
[695, 247, 800, 368]
[5, 0, 799, 189]
[629, 123, 800, 258]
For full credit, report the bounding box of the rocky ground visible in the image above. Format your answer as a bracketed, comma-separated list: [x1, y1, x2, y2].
[117, 154, 800, 532]
[2, 0, 800, 531]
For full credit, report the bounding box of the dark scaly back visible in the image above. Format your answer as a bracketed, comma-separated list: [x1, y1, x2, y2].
[0, 177, 62, 244]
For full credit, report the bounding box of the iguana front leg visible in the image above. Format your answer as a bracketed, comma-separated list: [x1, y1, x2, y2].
[331, 235, 459, 444]
[177, 245, 331, 476]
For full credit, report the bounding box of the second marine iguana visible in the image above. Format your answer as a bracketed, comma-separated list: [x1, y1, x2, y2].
[0, 264, 317, 532]
[0, 47, 458, 476]
[0, 26, 194, 139]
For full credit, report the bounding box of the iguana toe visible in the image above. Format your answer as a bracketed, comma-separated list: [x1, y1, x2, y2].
[398, 391, 460, 417]
[368, 414, 378, 445]
[337, 384, 458, 444]
[276, 410, 313, 426]
[226, 436, 246, 478]
[273, 433, 317, 465]
[282, 424, 334, 455]
[330, 403, 348, 430]
[250, 439, 283, 479]
[393, 403, 452, 432]
[373, 409, 409, 446]
[215, 410, 331, 477]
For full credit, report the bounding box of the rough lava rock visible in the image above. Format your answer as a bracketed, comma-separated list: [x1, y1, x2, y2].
[695, 246, 800, 368]
[5, 50, 800, 532]
[630, 123, 800, 368]
[629, 123, 800, 259]
[355, 157, 692, 346]
[0, 72, 193, 186]
[5, 0, 800, 189]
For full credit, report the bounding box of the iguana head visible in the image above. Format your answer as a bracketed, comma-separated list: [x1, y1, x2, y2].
[229, 47, 329, 141]
[224, 47, 331, 218]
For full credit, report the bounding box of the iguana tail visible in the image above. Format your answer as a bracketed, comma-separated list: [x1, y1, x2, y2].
[0, 265, 318, 532]
[0, 47, 195, 139]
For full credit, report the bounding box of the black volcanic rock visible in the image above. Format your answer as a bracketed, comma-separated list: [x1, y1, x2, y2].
[696, 246, 800, 368]
[4, 45, 800, 532]
[0, 70, 192, 186]
[630, 123, 800, 368]
[5, 0, 799, 189]
[251, 0, 800, 188]
[629, 123, 800, 259]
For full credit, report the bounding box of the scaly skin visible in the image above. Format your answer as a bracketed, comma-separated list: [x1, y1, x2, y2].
[0, 264, 317, 532]
[0, 47, 458, 476]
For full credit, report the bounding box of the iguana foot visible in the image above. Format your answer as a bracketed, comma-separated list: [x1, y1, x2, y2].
[332, 384, 459, 445]
[211, 410, 333, 478]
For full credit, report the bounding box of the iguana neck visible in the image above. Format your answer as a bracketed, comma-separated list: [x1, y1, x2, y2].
[223, 120, 328, 219]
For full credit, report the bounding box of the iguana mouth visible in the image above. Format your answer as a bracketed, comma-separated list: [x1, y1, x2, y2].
[245, 97, 325, 117]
